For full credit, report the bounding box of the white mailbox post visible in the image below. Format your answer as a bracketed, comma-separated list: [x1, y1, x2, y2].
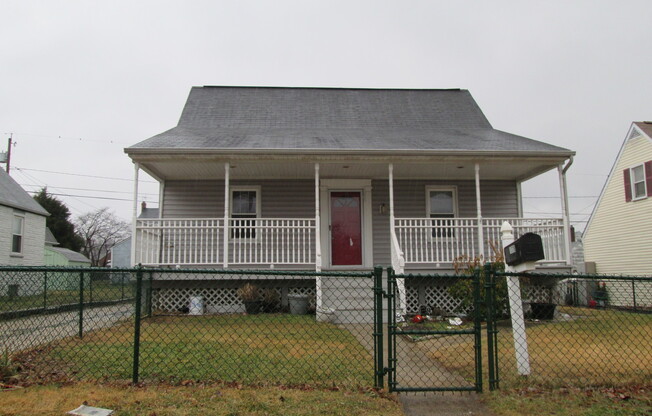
[501, 221, 532, 376]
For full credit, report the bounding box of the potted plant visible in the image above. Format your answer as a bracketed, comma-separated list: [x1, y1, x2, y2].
[261, 288, 280, 313]
[594, 282, 608, 308]
[238, 283, 262, 314]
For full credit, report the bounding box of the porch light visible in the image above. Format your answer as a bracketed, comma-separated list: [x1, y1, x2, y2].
[379, 203, 387, 214]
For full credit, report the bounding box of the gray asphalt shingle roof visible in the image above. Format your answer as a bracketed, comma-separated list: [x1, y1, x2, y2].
[127, 86, 572, 155]
[0, 168, 49, 216]
[47, 246, 91, 263]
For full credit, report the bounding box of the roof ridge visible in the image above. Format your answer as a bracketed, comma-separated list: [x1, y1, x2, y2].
[199, 85, 465, 92]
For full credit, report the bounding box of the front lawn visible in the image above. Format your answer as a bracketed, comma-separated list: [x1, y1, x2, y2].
[0, 383, 402, 416]
[15, 314, 373, 389]
[429, 306, 652, 388]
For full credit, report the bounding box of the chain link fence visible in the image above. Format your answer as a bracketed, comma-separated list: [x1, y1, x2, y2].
[1, 266, 651, 391]
[426, 269, 652, 390]
[0, 267, 378, 389]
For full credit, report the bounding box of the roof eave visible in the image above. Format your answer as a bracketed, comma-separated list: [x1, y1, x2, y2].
[125, 147, 575, 159]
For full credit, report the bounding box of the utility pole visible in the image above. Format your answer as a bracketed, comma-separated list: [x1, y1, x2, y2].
[5, 134, 12, 174]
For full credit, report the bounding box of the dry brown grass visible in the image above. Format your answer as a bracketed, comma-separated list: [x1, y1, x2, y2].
[0, 383, 402, 416]
[430, 307, 652, 388]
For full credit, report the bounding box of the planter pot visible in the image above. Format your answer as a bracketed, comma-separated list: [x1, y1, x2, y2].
[530, 303, 556, 320]
[288, 294, 310, 315]
[243, 300, 262, 315]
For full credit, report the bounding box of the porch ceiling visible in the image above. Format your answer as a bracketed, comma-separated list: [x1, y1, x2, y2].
[135, 155, 565, 182]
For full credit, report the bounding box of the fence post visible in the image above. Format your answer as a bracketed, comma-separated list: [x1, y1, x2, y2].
[386, 267, 396, 392]
[632, 281, 637, 312]
[484, 263, 497, 390]
[472, 268, 483, 392]
[78, 271, 84, 339]
[373, 266, 384, 389]
[121, 272, 125, 301]
[132, 265, 143, 384]
[43, 271, 48, 310]
[147, 271, 154, 318]
[89, 273, 93, 304]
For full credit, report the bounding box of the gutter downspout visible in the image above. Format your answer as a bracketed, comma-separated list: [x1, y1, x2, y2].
[559, 156, 574, 266]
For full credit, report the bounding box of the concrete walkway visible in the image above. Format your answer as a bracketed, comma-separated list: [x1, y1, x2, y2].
[344, 324, 494, 416]
[0, 303, 134, 353]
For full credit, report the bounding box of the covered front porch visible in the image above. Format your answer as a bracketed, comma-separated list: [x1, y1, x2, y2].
[130, 156, 573, 271]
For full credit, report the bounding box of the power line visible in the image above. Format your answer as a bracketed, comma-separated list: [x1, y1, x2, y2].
[3, 131, 132, 145]
[26, 190, 134, 202]
[19, 183, 158, 196]
[15, 167, 157, 183]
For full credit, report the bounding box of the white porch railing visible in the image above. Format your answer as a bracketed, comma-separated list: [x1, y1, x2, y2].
[135, 218, 316, 266]
[394, 217, 566, 265]
[228, 218, 316, 265]
[135, 218, 223, 266]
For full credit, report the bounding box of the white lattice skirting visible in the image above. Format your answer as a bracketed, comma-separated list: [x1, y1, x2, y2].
[153, 286, 316, 313]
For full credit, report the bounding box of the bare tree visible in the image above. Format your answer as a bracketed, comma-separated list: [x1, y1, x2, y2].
[75, 208, 130, 266]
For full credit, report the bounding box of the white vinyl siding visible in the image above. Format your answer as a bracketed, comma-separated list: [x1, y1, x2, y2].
[161, 179, 518, 267]
[0, 206, 46, 266]
[585, 134, 652, 275]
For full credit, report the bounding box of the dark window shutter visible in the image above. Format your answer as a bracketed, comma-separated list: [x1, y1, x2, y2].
[646, 161, 652, 197]
[624, 169, 632, 202]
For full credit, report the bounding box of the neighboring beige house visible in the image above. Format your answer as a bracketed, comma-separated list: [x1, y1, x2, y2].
[584, 122, 652, 306]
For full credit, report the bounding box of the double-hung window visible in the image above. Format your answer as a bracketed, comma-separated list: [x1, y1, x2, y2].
[12, 214, 24, 255]
[231, 188, 260, 239]
[624, 162, 651, 202]
[631, 164, 647, 200]
[426, 187, 457, 238]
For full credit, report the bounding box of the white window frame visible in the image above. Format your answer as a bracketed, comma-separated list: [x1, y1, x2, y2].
[630, 164, 647, 200]
[426, 186, 459, 240]
[229, 186, 261, 239]
[11, 213, 25, 255]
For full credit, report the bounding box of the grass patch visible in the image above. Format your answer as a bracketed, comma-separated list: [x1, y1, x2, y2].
[430, 306, 652, 388]
[0, 281, 131, 313]
[487, 386, 652, 416]
[16, 314, 373, 389]
[0, 383, 402, 416]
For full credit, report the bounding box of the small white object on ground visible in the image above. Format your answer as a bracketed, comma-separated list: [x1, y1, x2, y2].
[67, 404, 114, 416]
[448, 317, 463, 326]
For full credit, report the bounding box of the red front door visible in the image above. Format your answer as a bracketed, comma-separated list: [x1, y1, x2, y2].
[330, 192, 362, 266]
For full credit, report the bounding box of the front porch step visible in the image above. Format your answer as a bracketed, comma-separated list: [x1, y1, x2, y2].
[319, 275, 378, 324]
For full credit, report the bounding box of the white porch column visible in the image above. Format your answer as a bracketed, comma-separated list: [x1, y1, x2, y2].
[315, 163, 321, 272]
[389, 163, 395, 224]
[130, 162, 140, 267]
[557, 163, 572, 265]
[315, 163, 322, 313]
[223, 162, 230, 268]
[475, 163, 484, 259]
[389, 163, 406, 312]
[501, 222, 531, 376]
[516, 181, 524, 217]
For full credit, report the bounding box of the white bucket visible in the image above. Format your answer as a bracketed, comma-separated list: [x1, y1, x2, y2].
[189, 296, 204, 315]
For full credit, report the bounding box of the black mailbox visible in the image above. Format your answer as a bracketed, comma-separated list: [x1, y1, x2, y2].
[504, 233, 545, 266]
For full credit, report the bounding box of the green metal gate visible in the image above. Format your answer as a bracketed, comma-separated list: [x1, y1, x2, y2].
[379, 267, 487, 393]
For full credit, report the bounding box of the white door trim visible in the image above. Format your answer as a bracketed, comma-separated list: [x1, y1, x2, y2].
[320, 179, 373, 269]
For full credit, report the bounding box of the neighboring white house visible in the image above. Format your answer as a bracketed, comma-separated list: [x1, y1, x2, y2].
[0, 168, 49, 296]
[0, 168, 49, 266]
[584, 121, 652, 307]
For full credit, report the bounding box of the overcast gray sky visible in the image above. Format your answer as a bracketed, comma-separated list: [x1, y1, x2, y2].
[1, 0, 650, 231]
